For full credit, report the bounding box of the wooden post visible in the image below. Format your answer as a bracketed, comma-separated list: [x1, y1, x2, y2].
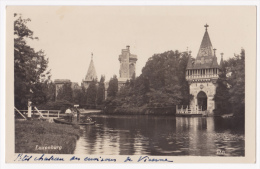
[58, 111, 60, 118]
[48, 111, 49, 117]
[28, 100, 32, 118]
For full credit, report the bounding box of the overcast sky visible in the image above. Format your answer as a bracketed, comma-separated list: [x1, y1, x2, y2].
[12, 6, 256, 84]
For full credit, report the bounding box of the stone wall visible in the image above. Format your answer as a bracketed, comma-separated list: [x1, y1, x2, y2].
[119, 49, 130, 78]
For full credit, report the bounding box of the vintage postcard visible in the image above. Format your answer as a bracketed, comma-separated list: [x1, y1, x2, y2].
[4, 5, 257, 164]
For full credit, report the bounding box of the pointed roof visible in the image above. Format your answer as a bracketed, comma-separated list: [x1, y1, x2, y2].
[85, 54, 97, 82]
[187, 24, 219, 69]
[196, 30, 214, 59]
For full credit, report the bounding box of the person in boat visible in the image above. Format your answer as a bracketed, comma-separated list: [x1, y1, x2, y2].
[72, 108, 78, 122]
[75, 107, 80, 122]
[65, 107, 73, 122]
[86, 116, 92, 123]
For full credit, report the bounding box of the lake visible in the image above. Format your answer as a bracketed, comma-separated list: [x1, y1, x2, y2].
[74, 115, 244, 156]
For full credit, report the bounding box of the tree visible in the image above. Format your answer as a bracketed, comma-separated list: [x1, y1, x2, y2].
[79, 85, 87, 105]
[214, 60, 230, 115]
[140, 50, 187, 106]
[32, 80, 56, 105]
[72, 83, 83, 104]
[56, 83, 73, 102]
[97, 75, 105, 105]
[45, 81, 56, 102]
[86, 80, 97, 106]
[107, 75, 118, 98]
[105, 50, 190, 110]
[227, 49, 245, 116]
[14, 14, 50, 109]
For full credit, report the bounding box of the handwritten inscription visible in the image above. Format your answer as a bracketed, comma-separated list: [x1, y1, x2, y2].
[14, 154, 173, 163]
[15, 154, 32, 161]
[124, 156, 173, 162]
[70, 156, 80, 161]
[84, 157, 116, 162]
[15, 154, 64, 161]
[124, 156, 133, 162]
[137, 156, 173, 162]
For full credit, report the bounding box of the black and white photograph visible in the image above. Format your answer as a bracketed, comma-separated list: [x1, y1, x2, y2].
[3, 5, 257, 164]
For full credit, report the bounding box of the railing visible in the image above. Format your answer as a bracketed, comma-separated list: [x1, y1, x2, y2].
[18, 110, 62, 118]
[176, 105, 205, 114]
[186, 74, 218, 79]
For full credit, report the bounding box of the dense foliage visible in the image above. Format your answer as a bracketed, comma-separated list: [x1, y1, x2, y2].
[105, 50, 190, 110]
[107, 75, 118, 98]
[228, 49, 245, 116]
[86, 80, 98, 106]
[56, 83, 73, 102]
[214, 49, 245, 116]
[14, 14, 51, 109]
[97, 76, 105, 105]
[214, 60, 231, 114]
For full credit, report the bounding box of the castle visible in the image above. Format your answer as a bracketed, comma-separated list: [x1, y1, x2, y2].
[186, 24, 221, 114]
[118, 46, 138, 89]
[54, 25, 221, 114]
[54, 53, 98, 101]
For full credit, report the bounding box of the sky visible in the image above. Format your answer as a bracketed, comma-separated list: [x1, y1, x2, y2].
[11, 6, 256, 84]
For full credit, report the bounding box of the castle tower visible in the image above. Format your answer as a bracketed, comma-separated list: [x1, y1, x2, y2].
[186, 24, 220, 114]
[118, 46, 137, 89]
[82, 53, 98, 89]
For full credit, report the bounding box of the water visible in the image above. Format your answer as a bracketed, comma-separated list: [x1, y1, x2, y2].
[74, 115, 244, 156]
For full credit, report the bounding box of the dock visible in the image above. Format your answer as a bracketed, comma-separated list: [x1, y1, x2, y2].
[176, 105, 206, 117]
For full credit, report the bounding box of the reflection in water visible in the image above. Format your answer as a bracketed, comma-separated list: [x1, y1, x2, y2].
[74, 115, 244, 156]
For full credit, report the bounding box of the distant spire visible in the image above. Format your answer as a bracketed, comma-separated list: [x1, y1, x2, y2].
[204, 23, 209, 31]
[85, 53, 97, 82]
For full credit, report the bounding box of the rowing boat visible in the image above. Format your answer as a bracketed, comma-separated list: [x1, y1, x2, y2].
[53, 118, 95, 125]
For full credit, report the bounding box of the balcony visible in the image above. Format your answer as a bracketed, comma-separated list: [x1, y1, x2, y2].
[186, 74, 218, 80]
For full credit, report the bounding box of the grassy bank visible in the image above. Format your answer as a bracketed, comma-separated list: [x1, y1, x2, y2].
[15, 120, 81, 154]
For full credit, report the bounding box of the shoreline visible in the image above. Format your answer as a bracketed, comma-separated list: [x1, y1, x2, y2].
[101, 107, 245, 119]
[15, 120, 81, 154]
